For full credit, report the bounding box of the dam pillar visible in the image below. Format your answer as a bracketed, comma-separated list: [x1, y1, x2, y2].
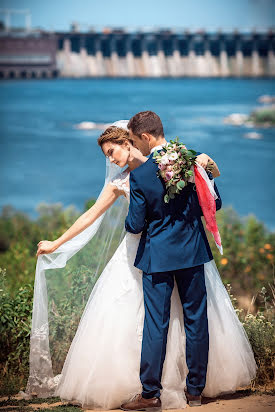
[95, 36, 105, 76]
[125, 35, 135, 77]
[235, 37, 244, 77]
[219, 36, 229, 77]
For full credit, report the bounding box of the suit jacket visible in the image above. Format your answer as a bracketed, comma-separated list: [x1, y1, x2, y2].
[125, 151, 222, 274]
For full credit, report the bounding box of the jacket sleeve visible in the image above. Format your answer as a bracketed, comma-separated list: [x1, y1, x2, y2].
[125, 172, 147, 234]
[213, 179, 222, 211]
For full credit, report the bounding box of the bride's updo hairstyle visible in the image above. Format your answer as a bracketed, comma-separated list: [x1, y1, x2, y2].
[98, 126, 134, 150]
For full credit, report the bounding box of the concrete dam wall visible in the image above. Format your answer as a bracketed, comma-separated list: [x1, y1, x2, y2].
[56, 31, 275, 78]
[0, 30, 274, 78]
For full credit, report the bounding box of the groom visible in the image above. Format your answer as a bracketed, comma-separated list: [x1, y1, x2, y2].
[121, 111, 222, 409]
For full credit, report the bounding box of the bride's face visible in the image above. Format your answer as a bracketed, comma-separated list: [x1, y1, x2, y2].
[102, 141, 130, 168]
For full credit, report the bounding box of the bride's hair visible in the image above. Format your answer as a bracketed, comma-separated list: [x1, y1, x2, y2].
[98, 126, 134, 149]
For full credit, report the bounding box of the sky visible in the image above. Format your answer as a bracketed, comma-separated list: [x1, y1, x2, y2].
[0, 0, 274, 32]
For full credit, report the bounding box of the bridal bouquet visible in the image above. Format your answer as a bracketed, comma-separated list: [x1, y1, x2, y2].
[153, 138, 214, 204]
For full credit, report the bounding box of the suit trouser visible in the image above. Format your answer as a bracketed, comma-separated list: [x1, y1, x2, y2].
[140, 264, 209, 398]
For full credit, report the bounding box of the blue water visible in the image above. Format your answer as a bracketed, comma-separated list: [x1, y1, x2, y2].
[0, 78, 274, 229]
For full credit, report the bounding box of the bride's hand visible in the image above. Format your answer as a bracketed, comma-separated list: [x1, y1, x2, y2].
[36, 240, 58, 257]
[196, 153, 210, 169]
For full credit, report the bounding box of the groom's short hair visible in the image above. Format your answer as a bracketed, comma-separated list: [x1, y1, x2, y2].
[128, 111, 164, 138]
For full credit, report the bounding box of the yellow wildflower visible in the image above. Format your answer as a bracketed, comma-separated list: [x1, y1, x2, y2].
[264, 243, 272, 250]
[221, 258, 228, 265]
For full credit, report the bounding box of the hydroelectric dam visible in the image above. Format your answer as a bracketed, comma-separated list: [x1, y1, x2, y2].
[0, 29, 274, 78]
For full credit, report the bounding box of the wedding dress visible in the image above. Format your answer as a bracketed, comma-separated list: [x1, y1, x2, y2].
[51, 168, 257, 410]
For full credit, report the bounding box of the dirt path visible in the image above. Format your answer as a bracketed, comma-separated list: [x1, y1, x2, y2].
[0, 390, 274, 412]
[89, 394, 274, 412]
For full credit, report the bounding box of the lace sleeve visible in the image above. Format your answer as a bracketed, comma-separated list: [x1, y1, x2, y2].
[109, 170, 130, 197]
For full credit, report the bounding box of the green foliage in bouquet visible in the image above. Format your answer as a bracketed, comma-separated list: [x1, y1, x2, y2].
[153, 138, 215, 203]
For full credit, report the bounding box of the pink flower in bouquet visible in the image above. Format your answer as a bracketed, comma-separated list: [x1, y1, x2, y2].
[158, 163, 166, 171]
[165, 171, 174, 180]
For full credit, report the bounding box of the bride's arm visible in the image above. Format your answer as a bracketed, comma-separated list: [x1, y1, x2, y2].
[196, 153, 220, 178]
[36, 183, 123, 256]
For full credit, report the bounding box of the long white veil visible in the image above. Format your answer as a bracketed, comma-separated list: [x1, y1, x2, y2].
[23, 121, 130, 398]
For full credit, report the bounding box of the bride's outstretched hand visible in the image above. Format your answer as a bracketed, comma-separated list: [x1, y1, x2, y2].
[36, 240, 58, 257]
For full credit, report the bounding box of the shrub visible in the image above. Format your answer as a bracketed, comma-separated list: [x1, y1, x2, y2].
[208, 207, 275, 294]
[249, 106, 275, 126]
[0, 268, 33, 394]
[226, 282, 275, 386]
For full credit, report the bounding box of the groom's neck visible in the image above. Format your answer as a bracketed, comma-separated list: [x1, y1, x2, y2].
[151, 136, 167, 149]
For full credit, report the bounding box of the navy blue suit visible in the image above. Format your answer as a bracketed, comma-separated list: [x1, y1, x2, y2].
[125, 150, 222, 398]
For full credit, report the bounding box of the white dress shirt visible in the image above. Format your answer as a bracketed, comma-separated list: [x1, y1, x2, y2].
[150, 142, 167, 154]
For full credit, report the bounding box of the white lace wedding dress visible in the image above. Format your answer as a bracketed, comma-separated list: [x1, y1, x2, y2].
[54, 169, 257, 410]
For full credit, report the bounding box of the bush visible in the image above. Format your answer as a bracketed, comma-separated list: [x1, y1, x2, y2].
[0, 268, 33, 394]
[249, 106, 275, 126]
[208, 207, 275, 295]
[226, 282, 275, 386]
[0, 203, 80, 295]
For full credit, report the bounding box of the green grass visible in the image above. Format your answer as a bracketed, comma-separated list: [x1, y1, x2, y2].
[0, 397, 61, 407]
[0, 397, 82, 412]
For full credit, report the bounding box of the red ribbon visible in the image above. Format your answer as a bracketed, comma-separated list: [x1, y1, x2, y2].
[194, 166, 222, 247]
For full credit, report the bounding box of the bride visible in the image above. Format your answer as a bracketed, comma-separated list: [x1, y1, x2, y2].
[24, 120, 257, 410]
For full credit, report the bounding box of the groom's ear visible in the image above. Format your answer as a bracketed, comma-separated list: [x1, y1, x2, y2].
[141, 132, 150, 142]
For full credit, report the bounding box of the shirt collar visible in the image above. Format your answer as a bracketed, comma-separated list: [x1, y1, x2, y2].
[150, 143, 167, 154]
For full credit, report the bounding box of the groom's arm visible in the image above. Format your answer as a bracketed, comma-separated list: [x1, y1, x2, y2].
[125, 173, 147, 234]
